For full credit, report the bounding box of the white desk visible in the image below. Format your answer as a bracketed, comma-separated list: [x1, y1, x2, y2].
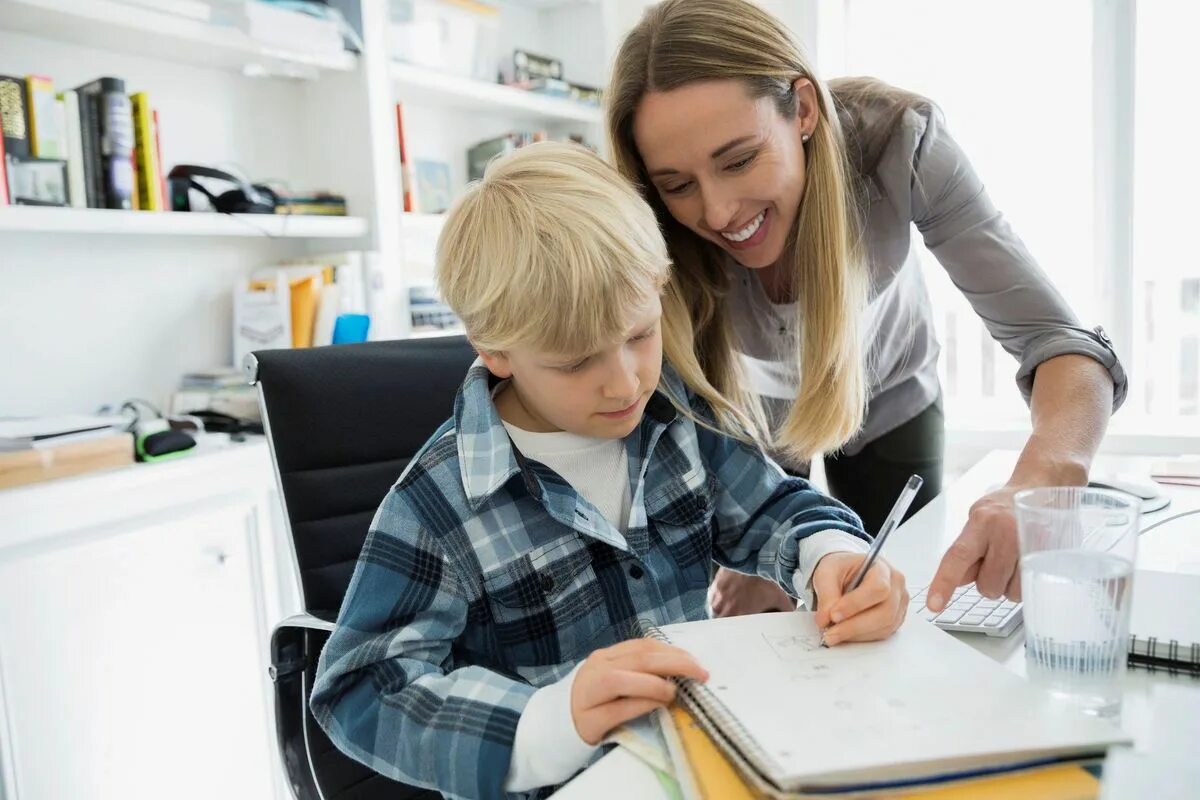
[553, 451, 1200, 799]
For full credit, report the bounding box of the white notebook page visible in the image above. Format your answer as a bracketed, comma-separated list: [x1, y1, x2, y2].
[658, 612, 1126, 789]
[1130, 570, 1200, 650]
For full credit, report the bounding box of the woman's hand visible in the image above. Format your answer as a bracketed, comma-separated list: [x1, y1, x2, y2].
[708, 567, 797, 616]
[925, 483, 1023, 611]
[811, 553, 908, 645]
[570, 639, 709, 745]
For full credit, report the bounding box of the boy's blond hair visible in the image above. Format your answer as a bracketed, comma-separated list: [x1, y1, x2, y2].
[436, 141, 759, 439]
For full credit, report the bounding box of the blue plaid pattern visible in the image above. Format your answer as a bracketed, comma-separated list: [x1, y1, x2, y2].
[310, 362, 867, 800]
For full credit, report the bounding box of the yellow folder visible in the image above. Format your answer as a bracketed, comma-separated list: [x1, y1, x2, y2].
[667, 703, 756, 800]
[665, 702, 1099, 800]
[289, 275, 320, 348]
[903, 766, 1099, 800]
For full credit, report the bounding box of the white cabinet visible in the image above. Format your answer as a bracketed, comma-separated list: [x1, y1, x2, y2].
[0, 440, 292, 800]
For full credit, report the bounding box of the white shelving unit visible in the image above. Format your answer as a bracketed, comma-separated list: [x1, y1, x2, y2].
[0, 207, 369, 237]
[0, 0, 653, 416]
[391, 62, 602, 125]
[0, 0, 357, 74]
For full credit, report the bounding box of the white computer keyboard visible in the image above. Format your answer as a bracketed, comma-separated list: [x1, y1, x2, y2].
[909, 583, 1023, 637]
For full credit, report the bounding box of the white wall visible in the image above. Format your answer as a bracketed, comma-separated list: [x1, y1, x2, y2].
[1, 233, 314, 415]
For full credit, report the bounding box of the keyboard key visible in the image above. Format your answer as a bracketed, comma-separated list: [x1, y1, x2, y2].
[936, 609, 965, 624]
[960, 612, 988, 626]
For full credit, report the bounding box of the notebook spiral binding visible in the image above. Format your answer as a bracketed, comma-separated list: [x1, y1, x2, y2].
[1128, 636, 1200, 677]
[635, 618, 789, 794]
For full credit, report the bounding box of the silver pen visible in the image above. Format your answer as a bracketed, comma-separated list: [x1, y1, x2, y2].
[845, 474, 924, 592]
[821, 474, 923, 645]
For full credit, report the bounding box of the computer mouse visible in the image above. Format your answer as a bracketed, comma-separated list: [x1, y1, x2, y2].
[1088, 475, 1171, 513]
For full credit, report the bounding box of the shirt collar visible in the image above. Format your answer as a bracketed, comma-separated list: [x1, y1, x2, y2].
[454, 359, 683, 509]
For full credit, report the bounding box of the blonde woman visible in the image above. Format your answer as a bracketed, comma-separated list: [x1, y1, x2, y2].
[608, 0, 1125, 616]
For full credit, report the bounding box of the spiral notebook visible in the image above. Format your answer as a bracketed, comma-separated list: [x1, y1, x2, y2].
[1128, 570, 1200, 676]
[638, 612, 1127, 797]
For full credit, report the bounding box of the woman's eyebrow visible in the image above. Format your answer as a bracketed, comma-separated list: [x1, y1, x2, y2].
[648, 135, 758, 178]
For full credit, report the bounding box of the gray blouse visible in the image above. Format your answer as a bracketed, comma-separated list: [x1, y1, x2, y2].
[728, 101, 1127, 457]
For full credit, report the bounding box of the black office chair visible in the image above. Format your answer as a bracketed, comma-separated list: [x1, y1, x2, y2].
[247, 336, 477, 800]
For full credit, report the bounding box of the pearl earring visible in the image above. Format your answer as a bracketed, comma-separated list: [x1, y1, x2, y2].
[802, 133, 811, 143]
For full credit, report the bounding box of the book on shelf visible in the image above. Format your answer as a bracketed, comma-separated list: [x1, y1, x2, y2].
[26, 75, 64, 159]
[396, 103, 414, 212]
[58, 90, 87, 208]
[180, 367, 249, 390]
[75, 77, 135, 210]
[152, 108, 167, 209]
[0, 113, 8, 205]
[235, 252, 373, 363]
[233, 276, 291, 369]
[275, 192, 346, 215]
[172, 368, 258, 421]
[74, 80, 102, 207]
[0, 75, 31, 161]
[131, 92, 164, 211]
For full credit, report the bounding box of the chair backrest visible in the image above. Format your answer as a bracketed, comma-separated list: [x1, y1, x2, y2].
[248, 336, 477, 618]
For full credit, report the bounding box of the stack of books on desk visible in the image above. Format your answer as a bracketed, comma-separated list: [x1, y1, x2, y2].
[647, 612, 1126, 799]
[0, 416, 133, 489]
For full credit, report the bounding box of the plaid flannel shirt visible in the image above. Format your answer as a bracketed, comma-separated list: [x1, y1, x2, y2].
[310, 362, 867, 800]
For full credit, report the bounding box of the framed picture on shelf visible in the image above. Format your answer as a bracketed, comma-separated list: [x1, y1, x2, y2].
[413, 159, 451, 214]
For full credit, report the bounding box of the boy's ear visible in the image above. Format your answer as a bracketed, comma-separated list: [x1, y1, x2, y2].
[476, 348, 513, 379]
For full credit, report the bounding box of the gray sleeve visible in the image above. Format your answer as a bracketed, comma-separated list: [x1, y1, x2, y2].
[900, 106, 1128, 411]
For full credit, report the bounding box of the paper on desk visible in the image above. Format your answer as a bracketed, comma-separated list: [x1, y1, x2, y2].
[603, 714, 672, 775]
[603, 715, 684, 800]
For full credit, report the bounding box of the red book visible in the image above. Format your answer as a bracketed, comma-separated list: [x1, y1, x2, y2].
[395, 102, 413, 213]
[152, 108, 167, 210]
[0, 113, 8, 205]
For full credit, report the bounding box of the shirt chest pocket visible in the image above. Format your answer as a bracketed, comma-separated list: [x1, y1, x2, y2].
[646, 472, 717, 590]
[481, 537, 609, 668]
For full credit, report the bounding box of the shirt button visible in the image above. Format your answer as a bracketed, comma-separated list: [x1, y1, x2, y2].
[540, 574, 555, 592]
[628, 564, 644, 579]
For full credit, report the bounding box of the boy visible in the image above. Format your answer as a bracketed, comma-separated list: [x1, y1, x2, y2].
[310, 142, 908, 800]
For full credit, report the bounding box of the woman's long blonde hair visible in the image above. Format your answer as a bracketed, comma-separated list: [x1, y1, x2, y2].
[607, 0, 868, 462]
[437, 140, 759, 437]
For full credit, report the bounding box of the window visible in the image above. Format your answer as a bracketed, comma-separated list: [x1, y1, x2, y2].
[819, 1, 1200, 431]
[1132, 1, 1200, 420]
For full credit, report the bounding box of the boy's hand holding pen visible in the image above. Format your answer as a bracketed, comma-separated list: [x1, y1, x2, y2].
[813, 475, 922, 646]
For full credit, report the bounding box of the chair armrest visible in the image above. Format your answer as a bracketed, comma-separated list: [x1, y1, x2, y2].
[269, 614, 335, 683]
[274, 613, 336, 634]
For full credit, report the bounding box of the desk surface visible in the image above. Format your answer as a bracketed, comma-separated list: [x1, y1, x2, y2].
[553, 451, 1200, 799]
